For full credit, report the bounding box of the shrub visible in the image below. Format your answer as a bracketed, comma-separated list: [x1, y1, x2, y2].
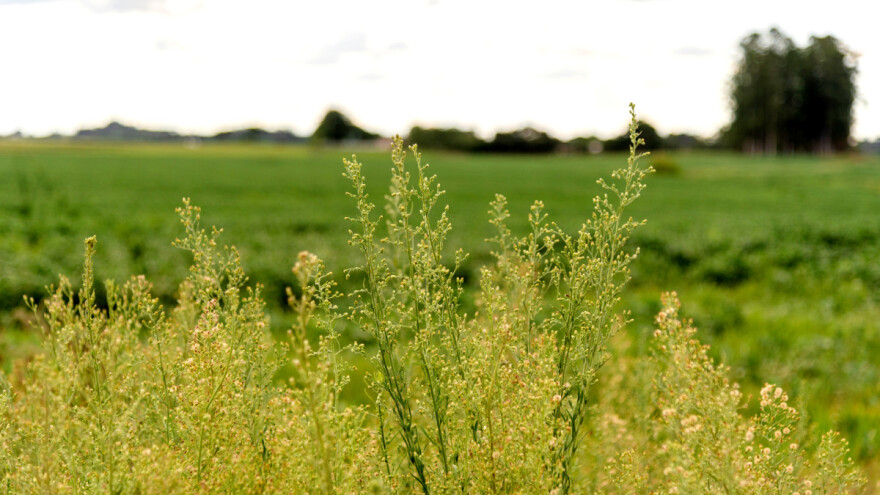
[0, 105, 863, 493]
[312, 109, 379, 143]
[479, 127, 560, 153]
[406, 126, 484, 152]
[649, 153, 681, 175]
[604, 120, 664, 151]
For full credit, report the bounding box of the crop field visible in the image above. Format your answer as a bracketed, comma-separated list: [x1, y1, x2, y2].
[2, 140, 880, 481]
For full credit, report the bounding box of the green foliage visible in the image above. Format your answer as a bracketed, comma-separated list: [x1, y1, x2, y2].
[725, 28, 857, 154]
[0, 109, 875, 492]
[2, 139, 880, 468]
[0, 202, 378, 493]
[339, 105, 650, 492]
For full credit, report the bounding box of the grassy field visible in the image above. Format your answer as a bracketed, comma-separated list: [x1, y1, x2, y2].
[2, 140, 880, 468]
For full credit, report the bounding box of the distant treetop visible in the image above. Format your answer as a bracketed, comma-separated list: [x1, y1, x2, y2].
[603, 121, 664, 152]
[406, 126, 483, 152]
[311, 110, 379, 143]
[724, 28, 857, 154]
[75, 122, 182, 142]
[481, 127, 560, 153]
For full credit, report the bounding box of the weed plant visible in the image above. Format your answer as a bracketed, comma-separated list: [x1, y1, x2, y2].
[0, 106, 864, 493]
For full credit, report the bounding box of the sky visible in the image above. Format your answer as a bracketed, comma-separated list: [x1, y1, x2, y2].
[1, 0, 878, 140]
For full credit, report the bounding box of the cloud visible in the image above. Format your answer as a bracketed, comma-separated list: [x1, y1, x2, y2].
[353, 72, 385, 82]
[543, 68, 589, 81]
[386, 41, 408, 52]
[674, 46, 713, 57]
[154, 38, 183, 51]
[0, 0, 53, 4]
[0, 0, 172, 11]
[306, 32, 368, 65]
[569, 48, 596, 57]
[80, 0, 202, 14]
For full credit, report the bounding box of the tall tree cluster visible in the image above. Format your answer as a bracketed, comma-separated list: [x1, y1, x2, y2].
[726, 28, 857, 154]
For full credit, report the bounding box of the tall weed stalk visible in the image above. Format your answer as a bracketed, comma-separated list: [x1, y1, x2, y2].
[342, 104, 650, 492]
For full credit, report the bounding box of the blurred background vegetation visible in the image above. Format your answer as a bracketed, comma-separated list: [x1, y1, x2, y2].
[2, 26, 880, 478]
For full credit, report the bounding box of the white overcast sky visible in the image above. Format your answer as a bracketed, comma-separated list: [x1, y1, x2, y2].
[1, 0, 878, 140]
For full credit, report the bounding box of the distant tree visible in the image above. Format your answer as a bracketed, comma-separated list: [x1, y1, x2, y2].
[727, 29, 798, 153]
[212, 128, 304, 143]
[74, 122, 182, 142]
[801, 35, 857, 153]
[214, 128, 270, 142]
[604, 122, 663, 151]
[243, 128, 267, 142]
[859, 138, 880, 155]
[265, 130, 305, 144]
[480, 127, 560, 153]
[664, 133, 708, 150]
[564, 136, 604, 154]
[212, 131, 234, 141]
[406, 126, 484, 151]
[725, 28, 856, 154]
[312, 110, 378, 143]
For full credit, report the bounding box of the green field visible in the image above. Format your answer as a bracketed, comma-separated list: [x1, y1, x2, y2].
[2, 141, 880, 468]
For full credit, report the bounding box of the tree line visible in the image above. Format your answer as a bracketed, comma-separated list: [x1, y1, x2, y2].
[722, 28, 857, 154]
[406, 122, 712, 154]
[315, 27, 860, 155]
[409, 28, 858, 155]
[41, 109, 712, 154]
[8, 28, 859, 155]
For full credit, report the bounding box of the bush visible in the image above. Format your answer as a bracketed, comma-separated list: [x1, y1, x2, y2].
[312, 110, 378, 143]
[604, 121, 664, 151]
[480, 127, 560, 153]
[649, 153, 681, 175]
[406, 126, 484, 152]
[0, 106, 862, 494]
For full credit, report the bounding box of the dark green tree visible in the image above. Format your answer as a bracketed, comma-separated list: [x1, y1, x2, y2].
[564, 136, 604, 154]
[801, 36, 857, 153]
[726, 28, 856, 154]
[480, 127, 560, 153]
[604, 121, 664, 151]
[311, 110, 378, 143]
